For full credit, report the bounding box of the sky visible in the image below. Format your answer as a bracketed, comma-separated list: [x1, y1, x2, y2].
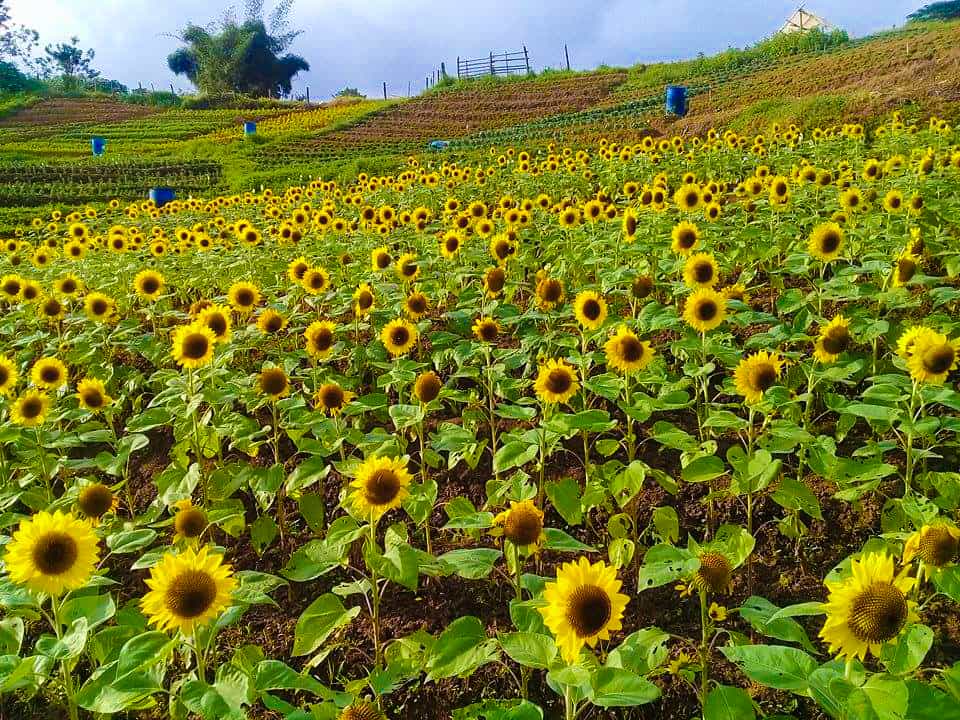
[8, 0, 924, 99]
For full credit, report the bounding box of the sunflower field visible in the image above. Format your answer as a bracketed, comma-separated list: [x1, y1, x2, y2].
[0, 101, 959, 720]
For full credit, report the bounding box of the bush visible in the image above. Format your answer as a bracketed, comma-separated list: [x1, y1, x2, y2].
[181, 92, 304, 110]
[0, 61, 40, 93]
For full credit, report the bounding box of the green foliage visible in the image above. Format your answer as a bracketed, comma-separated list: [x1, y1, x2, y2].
[334, 86, 365, 98]
[908, 2, 960, 22]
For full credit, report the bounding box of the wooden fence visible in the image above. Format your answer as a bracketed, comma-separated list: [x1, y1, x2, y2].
[457, 48, 530, 79]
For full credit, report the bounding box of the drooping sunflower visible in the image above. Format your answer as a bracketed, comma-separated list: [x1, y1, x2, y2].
[5, 511, 100, 595]
[690, 550, 734, 595]
[338, 701, 385, 720]
[535, 276, 565, 310]
[0, 353, 18, 395]
[30, 357, 67, 390]
[538, 557, 630, 664]
[683, 288, 727, 333]
[903, 524, 960, 577]
[907, 331, 959, 384]
[257, 367, 290, 400]
[813, 315, 852, 363]
[472, 316, 500, 343]
[396, 253, 420, 282]
[371, 246, 392, 272]
[349, 455, 413, 521]
[10, 389, 50, 426]
[227, 281, 261, 314]
[173, 499, 208, 543]
[733, 351, 784, 404]
[534, 358, 580, 405]
[314, 382, 356, 416]
[492, 500, 545, 550]
[76, 377, 112, 413]
[305, 320, 336, 360]
[83, 292, 116, 323]
[819, 553, 917, 660]
[573, 291, 608, 331]
[133, 269, 165, 301]
[891, 250, 920, 288]
[353, 283, 375, 317]
[604, 326, 654, 374]
[381, 318, 418, 357]
[808, 222, 844, 262]
[256, 308, 287, 335]
[483, 266, 506, 298]
[670, 221, 700, 256]
[141, 545, 236, 635]
[683, 252, 719, 288]
[77, 483, 119, 525]
[413, 371, 443, 405]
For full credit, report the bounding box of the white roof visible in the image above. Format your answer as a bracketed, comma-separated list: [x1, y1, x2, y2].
[779, 7, 833, 34]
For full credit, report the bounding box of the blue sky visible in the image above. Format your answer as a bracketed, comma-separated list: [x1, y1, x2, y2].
[8, 1, 924, 98]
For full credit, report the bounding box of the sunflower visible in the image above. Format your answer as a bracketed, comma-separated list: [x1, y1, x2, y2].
[227, 281, 260, 314]
[404, 291, 429, 320]
[538, 557, 630, 664]
[171, 323, 216, 369]
[197, 305, 233, 344]
[256, 309, 287, 334]
[891, 250, 920, 288]
[903, 524, 960, 575]
[76, 377, 112, 413]
[683, 288, 727, 333]
[472, 316, 500, 343]
[353, 283, 375, 317]
[631, 275, 654, 300]
[671, 221, 700, 256]
[381, 318, 418, 357]
[54, 274, 82, 296]
[683, 253, 719, 288]
[38, 295, 65, 323]
[492, 500, 545, 549]
[133, 269, 165, 301]
[573, 291, 608, 331]
[0, 353, 17, 395]
[11, 389, 50, 426]
[883, 189, 904, 214]
[690, 551, 733, 595]
[173, 499, 208, 543]
[483, 266, 506, 298]
[604, 326, 654, 374]
[489, 234, 516, 265]
[141, 545, 236, 635]
[349, 455, 413, 521]
[733, 351, 784, 404]
[396, 253, 420, 282]
[440, 231, 464, 258]
[558, 207, 580, 228]
[305, 320, 336, 359]
[371, 246, 392, 272]
[535, 276, 565, 310]
[339, 702, 385, 720]
[287, 256, 310, 283]
[257, 367, 290, 400]
[4, 511, 100, 595]
[674, 183, 702, 212]
[0, 273, 23, 301]
[314, 382, 356, 416]
[301, 267, 331, 295]
[534, 359, 579, 405]
[907, 332, 959, 384]
[896, 325, 938, 361]
[414, 371, 443, 404]
[808, 222, 844, 262]
[819, 553, 918, 660]
[30, 357, 67, 390]
[84, 292, 116, 323]
[813, 315, 851, 363]
[77, 483, 119, 525]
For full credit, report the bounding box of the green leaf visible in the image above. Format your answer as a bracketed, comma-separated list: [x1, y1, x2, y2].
[738, 597, 817, 654]
[292, 593, 360, 657]
[545, 477, 582, 526]
[704, 685, 756, 720]
[771, 477, 823, 519]
[881, 624, 934, 675]
[637, 544, 698, 590]
[493, 441, 539, 473]
[542, 528, 595, 552]
[106, 529, 157, 554]
[720, 644, 817, 692]
[606, 627, 670, 675]
[61, 594, 116, 630]
[252, 660, 331, 697]
[497, 632, 556, 669]
[250, 514, 278, 554]
[37, 618, 88, 660]
[682, 455, 726, 483]
[426, 616, 499, 681]
[438, 548, 502, 579]
[589, 666, 660, 707]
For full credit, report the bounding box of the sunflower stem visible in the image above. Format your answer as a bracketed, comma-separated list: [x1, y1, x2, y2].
[50, 595, 79, 720]
[511, 542, 523, 602]
[698, 588, 710, 705]
[368, 521, 383, 671]
[34, 427, 52, 501]
[418, 419, 432, 555]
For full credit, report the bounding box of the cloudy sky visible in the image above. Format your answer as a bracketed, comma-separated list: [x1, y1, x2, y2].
[8, 0, 923, 98]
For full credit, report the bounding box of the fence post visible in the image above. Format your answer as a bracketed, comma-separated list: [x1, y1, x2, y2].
[565, 44, 571, 71]
[523, 46, 530, 73]
[441, 61, 446, 79]
[457, 57, 460, 78]
[407, 81, 411, 97]
[306, 86, 310, 103]
[490, 52, 494, 75]
[383, 81, 387, 99]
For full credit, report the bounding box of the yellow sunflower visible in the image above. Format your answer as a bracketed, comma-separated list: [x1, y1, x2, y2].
[141, 545, 236, 635]
[733, 351, 784, 404]
[349, 455, 413, 521]
[339, 702, 385, 720]
[483, 266, 507, 298]
[353, 283, 375, 317]
[301, 267, 331, 295]
[413, 371, 443, 405]
[133, 269, 165, 301]
[30, 357, 67, 390]
[76, 377, 112, 413]
[305, 320, 337, 359]
[492, 500, 545, 550]
[396, 253, 420, 282]
[670, 221, 700, 256]
[573, 291, 608, 330]
[903, 524, 960, 577]
[538, 557, 630, 664]
[314, 382, 356, 416]
[683, 253, 719, 288]
[287, 256, 310, 283]
[171, 322, 216, 369]
[891, 250, 920, 288]
[819, 553, 918, 660]
[381, 318, 418, 357]
[683, 288, 727, 333]
[227, 281, 261, 314]
[256, 308, 287, 335]
[440, 230, 464, 258]
[534, 358, 579, 405]
[813, 315, 852, 363]
[173, 499, 208, 543]
[808, 222, 844, 263]
[198, 305, 233, 344]
[11, 389, 50, 426]
[404, 290, 429, 320]
[690, 550, 734, 595]
[38, 295, 65, 323]
[83, 292, 116, 323]
[371, 246, 392, 272]
[5, 511, 100, 595]
[535, 276, 565, 310]
[604, 326, 654, 374]
[257, 367, 290, 400]
[0, 353, 18, 395]
[472, 317, 500, 343]
[907, 332, 959, 384]
[77, 483, 119, 525]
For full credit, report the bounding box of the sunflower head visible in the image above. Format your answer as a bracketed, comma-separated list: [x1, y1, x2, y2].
[198, 305, 233, 343]
[683, 253, 719, 288]
[257, 367, 290, 400]
[472, 317, 500, 343]
[349, 455, 413, 521]
[171, 322, 216, 369]
[134, 269, 165, 300]
[903, 524, 960, 568]
[314, 382, 355, 416]
[227, 282, 260, 313]
[814, 315, 851, 363]
[683, 288, 727, 334]
[5, 510, 100, 595]
[84, 292, 116, 323]
[414, 371, 443, 405]
[604, 326, 654, 374]
[631, 275, 653, 299]
[353, 283, 375, 316]
[573, 291, 608, 331]
[691, 551, 733, 595]
[77, 377, 112, 413]
[808, 222, 844, 262]
[302, 267, 331, 295]
[908, 333, 959, 384]
[11, 389, 50, 427]
[733, 350, 784, 404]
[78, 483, 118, 524]
[339, 702, 385, 720]
[892, 251, 920, 288]
[371, 247, 392, 271]
[257, 309, 287, 335]
[404, 291, 429, 320]
[30, 357, 68, 390]
[483, 266, 506, 297]
[535, 276, 565, 310]
[0, 354, 18, 396]
[173, 499, 208, 543]
[671, 221, 700, 256]
[396, 253, 420, 282]
[493, 500, 545, 548]
[381, 319, 417, 357]
[305, 320, 336, 359]
[534, 358, 580, 405]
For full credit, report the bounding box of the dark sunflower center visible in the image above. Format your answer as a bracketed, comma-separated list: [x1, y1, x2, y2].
[357, 291, 373, 310]
[0, 366, 8, 385]
[504, 508, 543, 546]
[697, 552, 732, 593]
[897, 258, 917, 283]
[182, 333, 210, 360]
[678, 230, 696, 248]
[91, 299, 108, 315]
[401, 261, 417, 277]
[175, 508, 207, 538]
[263, 315, 283, 332]
[684, 191, 698, 207]
[445, 237, 459, 252]
[320, 385, 345, 408]
[165, 570, 217, 619]
[695, 299, 718, 321]
[23, 285, 37, 300]
[20, 396, 43, 419]
[582, 299, 601, 321]
[390, 327, 410, 346]
[43, 299, 63, 316]
[341, 703, 382, 720]
[774, 181, 787, 196]
[235, 289, 254, 306]
[919, 528, 959, 566]
[260, 370, 288, 396]
[751, 364, 778, 392]
[308, 273, 325, 290]
[821, 328, 850, 355]
[69, 246, 82, 256]
[479, 322, 498, 342]
[141, 277, 160, 294]
[40, 366, 61, 384]
[566, 585, 612, 638]
[312, 329, 333, 351]
[546, 369, 573, 395]
[407, 296, 427, 314]
[494, 241, 511, 259]
[376, 254, 390, 269]
[848, 195, 860, 207]
[625, 217, 637, 235]
[889, 196, 901, 208]
[31, 532, 78, 575]
[693, 262, 714, 284]
[923, 345, 955, 375]
[541, 280, 562, 303]
[620, 337, 644, 363]
[81, 389, 104, 408]
[60, 279, 77, 293]
[79, 484, 114, 517]
[848, 582, 908, 643]
[364, 469, 401, 505]
[820, 231, 841, 253]
[293, 263, 308, 279]
[632, 276, 653, 298]
[416, 374, 442, 403]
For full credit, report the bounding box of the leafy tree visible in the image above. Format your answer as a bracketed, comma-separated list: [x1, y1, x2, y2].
[37, 36, 98, 80]
[908, 1, 960, 22]
[334, 87, 365, 98]
[168, 1, 309, 97]
[0, 1, 38, 67]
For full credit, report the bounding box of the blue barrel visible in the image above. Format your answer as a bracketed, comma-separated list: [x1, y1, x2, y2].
[429, 140, 449, 151]
[91, 137, 106, 156]
[149, 187, 176, 207]
[665, 85, 688, 117]
[243, 121, 257, 135]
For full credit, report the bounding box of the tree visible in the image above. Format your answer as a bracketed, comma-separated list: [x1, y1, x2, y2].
[37, 36, 98, 80]
[908, 1, 960, 22]
[168, 1, 309, 97]
[0, 1, 38, 67]
[335, 87, 365, 98]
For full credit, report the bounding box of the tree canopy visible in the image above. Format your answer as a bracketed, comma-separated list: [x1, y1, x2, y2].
[908, 1, 960, 22]
[168, 1, 309, 97]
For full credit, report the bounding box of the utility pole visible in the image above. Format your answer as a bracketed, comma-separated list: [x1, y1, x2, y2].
[565, 44, 571, 71]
